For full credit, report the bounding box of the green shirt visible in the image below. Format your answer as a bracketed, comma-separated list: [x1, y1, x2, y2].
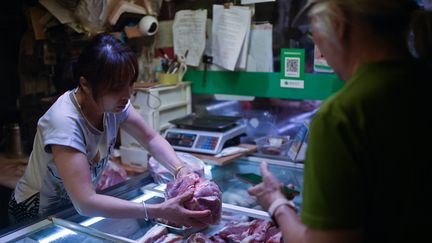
[301, 60, 432, 241]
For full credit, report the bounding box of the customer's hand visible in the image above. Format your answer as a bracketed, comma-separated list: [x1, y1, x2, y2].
[159, 191, 212, 228]
[248, 162, 289, 211]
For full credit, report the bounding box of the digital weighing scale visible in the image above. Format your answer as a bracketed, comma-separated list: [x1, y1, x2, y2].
[164, 114, 246, 154]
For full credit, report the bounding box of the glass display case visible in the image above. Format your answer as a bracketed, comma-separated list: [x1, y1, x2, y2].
[0, 156, 303, 242]
[210, 156, 304, 208]
[144, 156, 303, 208]
[10, 221, 110, 243]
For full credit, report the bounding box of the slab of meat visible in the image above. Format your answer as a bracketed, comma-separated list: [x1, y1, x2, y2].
[240, 220, 273, 243]
[186, 219, 283, 243]
[217, 220, 258, 241]
[266, 231, 282, 243]
[186, 232, 213, 243]
[211, 219, 283, 243]
[265, 226, 282, 243]
[209, 235, 226, 243]
[137, 225, 168, 243]
[96, 160, 127, 191]
[137, 224, 183, 243]
[166, 173, 222, 225]
[155, 233, 183, 243]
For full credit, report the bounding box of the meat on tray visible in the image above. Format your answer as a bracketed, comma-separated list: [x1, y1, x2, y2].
[186, 232, 213, 243]
[139, 219, 282, 242]
[186, 219, 283, 243]
[137, 225, 183, 243]
[156, 233, 183, 243]
[166, 173, 222, 225]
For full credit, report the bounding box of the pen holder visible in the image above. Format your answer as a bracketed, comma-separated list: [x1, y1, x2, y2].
[158, 62, 187, 85]
[158, 72, 179, 85]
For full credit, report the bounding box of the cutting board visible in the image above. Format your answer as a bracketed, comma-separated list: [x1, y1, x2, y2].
[189, 144, 257, 166]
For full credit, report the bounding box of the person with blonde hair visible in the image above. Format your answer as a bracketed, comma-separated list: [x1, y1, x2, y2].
[249, 0, 432, 242]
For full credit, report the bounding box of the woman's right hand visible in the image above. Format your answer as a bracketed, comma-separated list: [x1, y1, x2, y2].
[157, 191, 212, 228]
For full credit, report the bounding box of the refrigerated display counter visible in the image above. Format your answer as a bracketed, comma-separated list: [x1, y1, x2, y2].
[0, 156, 303, 242]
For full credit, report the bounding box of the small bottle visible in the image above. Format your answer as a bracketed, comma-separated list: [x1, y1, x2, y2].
[7, 123, 24, 159]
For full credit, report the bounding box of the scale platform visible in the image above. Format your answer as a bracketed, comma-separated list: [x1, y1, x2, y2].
[164, 114, 246, 154]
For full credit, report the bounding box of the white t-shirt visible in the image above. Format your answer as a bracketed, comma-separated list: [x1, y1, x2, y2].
[14, 89, 130, 214]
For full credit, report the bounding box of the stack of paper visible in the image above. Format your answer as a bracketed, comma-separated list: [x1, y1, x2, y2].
[313, 45, 334, 73]
[172, 10, 207, 67]
[212, 5, 251, 71]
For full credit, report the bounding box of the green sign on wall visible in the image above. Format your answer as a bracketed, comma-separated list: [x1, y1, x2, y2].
[280, 48, 306, 89]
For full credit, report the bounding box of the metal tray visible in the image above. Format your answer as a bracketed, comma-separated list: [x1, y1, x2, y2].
[169, 114, 242, 131]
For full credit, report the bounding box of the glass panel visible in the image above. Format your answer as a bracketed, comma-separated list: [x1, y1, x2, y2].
[13, 223, 108, 243]
[85, 194, 264, 241]
[208, 158, 303, 209]
[144, 158, 304, 210]
[84, 196, 164, 241]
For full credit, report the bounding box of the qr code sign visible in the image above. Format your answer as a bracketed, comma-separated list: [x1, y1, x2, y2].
[285, 57, 300, 78]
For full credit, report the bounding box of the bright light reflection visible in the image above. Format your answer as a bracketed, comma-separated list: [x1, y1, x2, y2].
[39, 228, 76, 243]
[153, 184, 166, 191]
[38, 192, 159, 242]
[80, 217, 104, 226]
[204, 165, 213, 179]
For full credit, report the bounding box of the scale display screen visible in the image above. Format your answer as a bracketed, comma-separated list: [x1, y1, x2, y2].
[165, 132, 196, 148]
[164, 124, 246, 154]
[165, 131, 220, 150]
[196, 135, 219, 150]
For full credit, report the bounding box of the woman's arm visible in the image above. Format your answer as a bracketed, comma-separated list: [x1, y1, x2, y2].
[120, 106, 187, 176]
[52, 144, 209, 226]
[52, 144, 145, 217]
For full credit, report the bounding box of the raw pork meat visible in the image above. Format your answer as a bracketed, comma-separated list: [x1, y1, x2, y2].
[155, 233, 183, 243]
[186, 232, 213, 243]
[210, 219, 283, 243]
[96, 160, 127, 191]
[137, 225, 183, 243]
[137, 225, 168, 243]
[166, 173, 222, 224]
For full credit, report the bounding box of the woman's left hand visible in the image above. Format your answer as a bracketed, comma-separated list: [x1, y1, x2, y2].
[247, 162, 287, 211]
[159, 190, 212, 228]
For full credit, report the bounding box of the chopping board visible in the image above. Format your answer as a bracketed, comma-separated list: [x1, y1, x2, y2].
[189, 144, 256, 166]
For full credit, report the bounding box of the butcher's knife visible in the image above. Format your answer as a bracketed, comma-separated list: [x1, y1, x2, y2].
[236, 173, 300, 196]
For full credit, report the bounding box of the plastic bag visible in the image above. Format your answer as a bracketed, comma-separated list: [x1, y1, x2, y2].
[148, 152, 205, 184]
[74, 0, 110, 33]
[96, 160, 128, 191]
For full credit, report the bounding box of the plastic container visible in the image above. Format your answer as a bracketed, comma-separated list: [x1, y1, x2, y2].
[120, 82, 192, 148]
[120, 145, 149, 169]
[254, 135, 291, 156]
[158, 73, 179, 86]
